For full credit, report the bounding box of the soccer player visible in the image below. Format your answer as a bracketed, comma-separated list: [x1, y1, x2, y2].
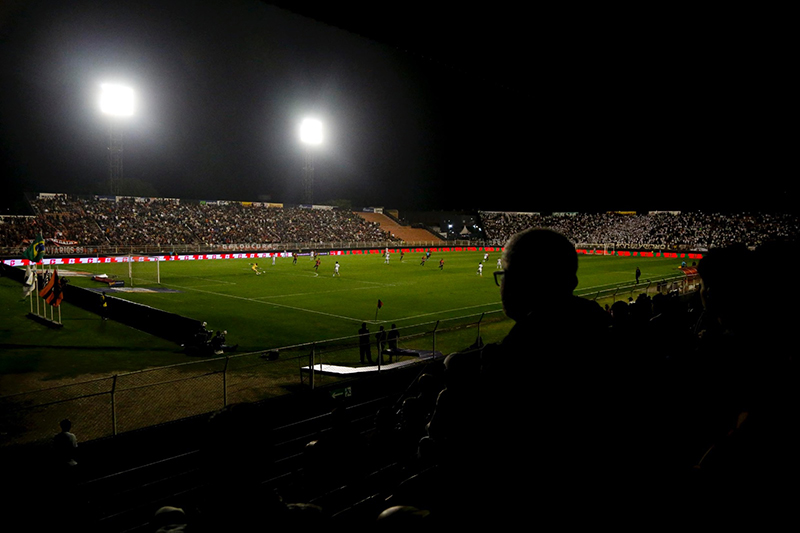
[477, 262, 483, 276]
[333, 261, 340, 276]
[314, 257, 321, 271]
[439, 258, 444, 270]
[250, 263, 262, 275]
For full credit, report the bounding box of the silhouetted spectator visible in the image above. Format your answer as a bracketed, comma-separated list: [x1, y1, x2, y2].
[689, 241, 800, 524]
[376, 326, 387, 364]
[358, 322, 372, 364]
[151, 506, 188, 533]
[52, 418, 78, 468]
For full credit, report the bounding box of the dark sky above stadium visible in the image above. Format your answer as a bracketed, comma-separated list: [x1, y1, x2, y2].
[0, 1, 795, 214]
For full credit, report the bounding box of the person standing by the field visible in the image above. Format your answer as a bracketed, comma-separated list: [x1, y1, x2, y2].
[358, 323, 372, 364]
[635, 266, 641, 284]
[387, 323, 400, 354]
[375, 326, 387, 364]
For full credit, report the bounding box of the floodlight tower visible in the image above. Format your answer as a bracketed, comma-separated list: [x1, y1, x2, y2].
[299, 118, 323, 205]
[99, 84, 134, 196]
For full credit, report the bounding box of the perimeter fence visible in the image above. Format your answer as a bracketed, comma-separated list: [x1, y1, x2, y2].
[0, 309, 509, 449]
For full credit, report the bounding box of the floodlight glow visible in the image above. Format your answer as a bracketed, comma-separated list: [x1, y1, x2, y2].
[99, 84, 135, 117]
[299, 118, 323, 145]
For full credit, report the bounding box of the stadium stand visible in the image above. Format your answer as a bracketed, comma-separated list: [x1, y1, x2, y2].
[357, 210, 442, 242]
[1, 195, 400, 250]
[479, 210, 800, 250]
[2, 194, 798, 252]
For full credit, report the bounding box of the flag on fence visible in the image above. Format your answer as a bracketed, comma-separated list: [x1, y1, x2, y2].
[23, 233, 45, 263]
[22, 264, 36, 299]
[48, 272, 65, 307]
[39, 268, 57, 301]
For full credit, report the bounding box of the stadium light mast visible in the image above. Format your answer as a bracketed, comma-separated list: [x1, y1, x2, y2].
[299, 118, 323, 205]
[99, 83, 135, 196]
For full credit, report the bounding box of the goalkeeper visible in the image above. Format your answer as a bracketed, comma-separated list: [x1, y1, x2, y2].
[250, 262, 263, 275]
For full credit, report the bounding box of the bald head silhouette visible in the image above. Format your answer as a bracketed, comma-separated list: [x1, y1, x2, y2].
[500, 228, 579, 321]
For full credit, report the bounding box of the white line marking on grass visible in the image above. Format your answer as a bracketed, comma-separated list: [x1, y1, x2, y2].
[195, 277, 237, 285]
[166, 283, 364, 323]
[259, 285, 378, 300]
[386, 302, 503, 324]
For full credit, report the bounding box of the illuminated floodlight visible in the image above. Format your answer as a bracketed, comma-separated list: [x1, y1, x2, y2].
[99, 83, 135, 117]
[299, 118, 323, 145]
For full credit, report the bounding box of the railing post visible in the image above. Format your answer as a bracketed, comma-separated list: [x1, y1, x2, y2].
[110, 374, 118, 436]
[432, 320, 440, 353]
[309, 344, 315, 390]
[223, 356, 230, 407]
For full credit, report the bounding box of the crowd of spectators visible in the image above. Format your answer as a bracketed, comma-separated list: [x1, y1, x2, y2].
[479, 210, 800, 249]
[3, 195, 797, 253]
[0, 195, 397, 250]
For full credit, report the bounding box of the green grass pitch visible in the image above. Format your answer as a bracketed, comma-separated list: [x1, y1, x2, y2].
[0, 249, 691, 390]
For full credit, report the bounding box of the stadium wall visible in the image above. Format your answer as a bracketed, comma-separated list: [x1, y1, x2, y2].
[63, 284, 203, 344]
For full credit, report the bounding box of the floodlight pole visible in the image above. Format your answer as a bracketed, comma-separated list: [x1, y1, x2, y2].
[303, 147, 314, 205]
[107, 118, 124, 196]
[299, 118, 322, 205]
[99, 83, 134, 196]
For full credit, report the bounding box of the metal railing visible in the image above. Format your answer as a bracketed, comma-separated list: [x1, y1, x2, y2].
[577, 272, 700, 305]
[0, 310, 509, 449]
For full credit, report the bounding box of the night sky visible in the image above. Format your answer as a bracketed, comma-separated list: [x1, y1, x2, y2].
[1, 1, 795, 214]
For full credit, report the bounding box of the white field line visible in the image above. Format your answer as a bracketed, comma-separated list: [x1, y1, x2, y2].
[165, 275, 502, 325]
[166, 282, 365, 323]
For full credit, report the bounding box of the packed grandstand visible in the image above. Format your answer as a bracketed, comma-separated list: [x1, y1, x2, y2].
[1, 193, 798, 254]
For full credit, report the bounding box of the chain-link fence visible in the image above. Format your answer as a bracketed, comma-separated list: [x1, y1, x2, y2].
[0, 310, 511, 449]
